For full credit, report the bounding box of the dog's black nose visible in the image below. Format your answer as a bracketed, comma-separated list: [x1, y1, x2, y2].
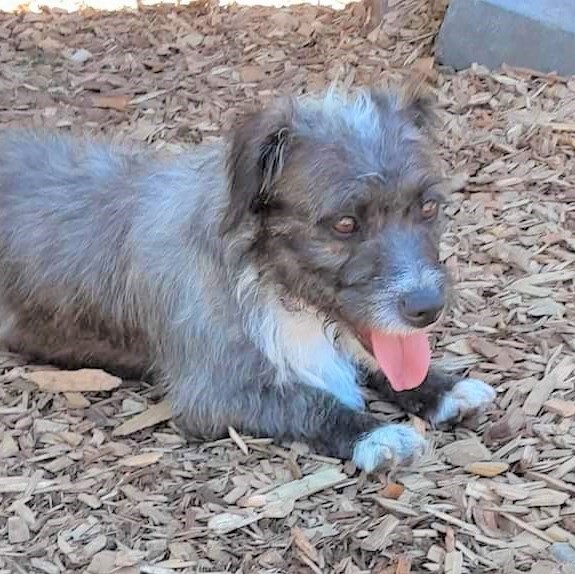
[399, 288, 444, 328]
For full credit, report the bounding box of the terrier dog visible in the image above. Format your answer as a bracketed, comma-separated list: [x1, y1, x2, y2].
[0, 82, 495, 472]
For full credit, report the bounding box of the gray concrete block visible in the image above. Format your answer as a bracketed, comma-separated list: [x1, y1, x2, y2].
[436, 0, 575, 75]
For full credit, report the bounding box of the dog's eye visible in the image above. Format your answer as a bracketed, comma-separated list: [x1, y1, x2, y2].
[333, 216, 357, 235]
[421, 199, 439, 220]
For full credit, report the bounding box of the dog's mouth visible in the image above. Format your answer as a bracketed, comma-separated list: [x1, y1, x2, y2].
[356, 328, 432, 393]
[279, 293, 432, 392]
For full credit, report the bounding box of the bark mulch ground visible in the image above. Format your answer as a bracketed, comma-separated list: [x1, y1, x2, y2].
[0, 0, 574, 572]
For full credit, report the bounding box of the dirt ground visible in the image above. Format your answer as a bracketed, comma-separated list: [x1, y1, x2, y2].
[1, 0, 575, 572]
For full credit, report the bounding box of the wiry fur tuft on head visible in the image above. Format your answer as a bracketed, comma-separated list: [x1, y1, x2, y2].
[221, 100, 295, 234]
[368, 74, 439, 134]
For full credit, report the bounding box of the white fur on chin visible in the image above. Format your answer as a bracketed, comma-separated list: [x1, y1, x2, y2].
[352, 424, 427, 473]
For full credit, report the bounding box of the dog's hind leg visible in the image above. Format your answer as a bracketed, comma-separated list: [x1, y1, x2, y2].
[174, 382, 426, 474]
[365, 369, 495, 426]
[0, 298, 151, 381]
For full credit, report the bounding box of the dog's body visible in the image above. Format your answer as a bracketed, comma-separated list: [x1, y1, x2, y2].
[0, 85, 495, 472]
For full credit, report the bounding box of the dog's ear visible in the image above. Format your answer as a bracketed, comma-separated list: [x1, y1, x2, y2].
[370, 75, 439, 132]
[221, 101, 294, 234]
[398, 74, 439, 131]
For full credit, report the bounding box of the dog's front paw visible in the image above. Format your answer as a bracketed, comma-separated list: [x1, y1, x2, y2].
[352, 424, 427, 473]
[429, 378, 495, 426]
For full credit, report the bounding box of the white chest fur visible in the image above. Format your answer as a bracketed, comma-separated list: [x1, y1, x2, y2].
[258, 303, 367, 410]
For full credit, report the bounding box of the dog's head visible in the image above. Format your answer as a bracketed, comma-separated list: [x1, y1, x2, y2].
[222, 80, 450, 392]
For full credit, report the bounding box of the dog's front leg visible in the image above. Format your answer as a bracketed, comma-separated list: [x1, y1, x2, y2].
[175, 383, 426, 474]
[365, 369, 495, 426]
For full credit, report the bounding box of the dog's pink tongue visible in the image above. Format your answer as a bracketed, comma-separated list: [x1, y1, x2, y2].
[370, 330, 431, 392]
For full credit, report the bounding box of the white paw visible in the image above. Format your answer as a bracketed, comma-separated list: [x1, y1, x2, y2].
[430, 378, 495, 426]
[352, 424, 427, 473]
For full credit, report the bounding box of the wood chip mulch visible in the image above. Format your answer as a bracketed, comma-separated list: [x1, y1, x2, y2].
[1, 0, 574, 572]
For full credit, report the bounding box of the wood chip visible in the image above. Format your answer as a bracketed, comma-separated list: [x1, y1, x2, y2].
[87, 551, 117, 574]
[464, 462, 509, 477]
[361, 515, 400, 552]
[292, 526, 320, 564]
[499, 512, 555, 543]
[243, 467, 348, 508]
[8, 516, 30, 543]
[90, 94, 131, 111]
[207, 510, 260, 533]
[371, 496, 420, 517]
[112, 401, 172, 437]
[228, 426, 249, 455]
[25, 368, 122, 393]
[64, 391, 91, 409]
[551, 457, 575, 480]
[0, 433, 19, 458]
[0, 476, 58, 494]
[1, 3, 575, 572]
[444, 551, 463, 574]
[78, 493, 102, 509]
[523, 358, 574, 416]
[395, 556, 412, 574]
[543, 398, 575, 418]
[442, 438, 492, 467]
[120, 452, 163, 467]
[525, 488, 570, 507]
[546, 526, 575, 548]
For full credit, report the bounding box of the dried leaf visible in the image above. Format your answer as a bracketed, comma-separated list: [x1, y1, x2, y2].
[379, 482, 405, 500]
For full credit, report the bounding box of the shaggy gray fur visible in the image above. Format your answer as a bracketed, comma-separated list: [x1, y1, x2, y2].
[0, 83, 495, 472]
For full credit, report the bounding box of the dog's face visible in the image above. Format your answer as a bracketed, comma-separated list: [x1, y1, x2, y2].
[223, 83, 450, 388]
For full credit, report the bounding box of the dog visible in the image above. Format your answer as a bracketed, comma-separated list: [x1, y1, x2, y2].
[0, 81, 495, 473]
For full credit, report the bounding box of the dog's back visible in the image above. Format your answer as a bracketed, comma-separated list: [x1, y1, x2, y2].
[0, 131, 148, 375]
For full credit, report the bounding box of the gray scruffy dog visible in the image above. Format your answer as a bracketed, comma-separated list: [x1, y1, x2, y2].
[0, 81, 495, 473]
